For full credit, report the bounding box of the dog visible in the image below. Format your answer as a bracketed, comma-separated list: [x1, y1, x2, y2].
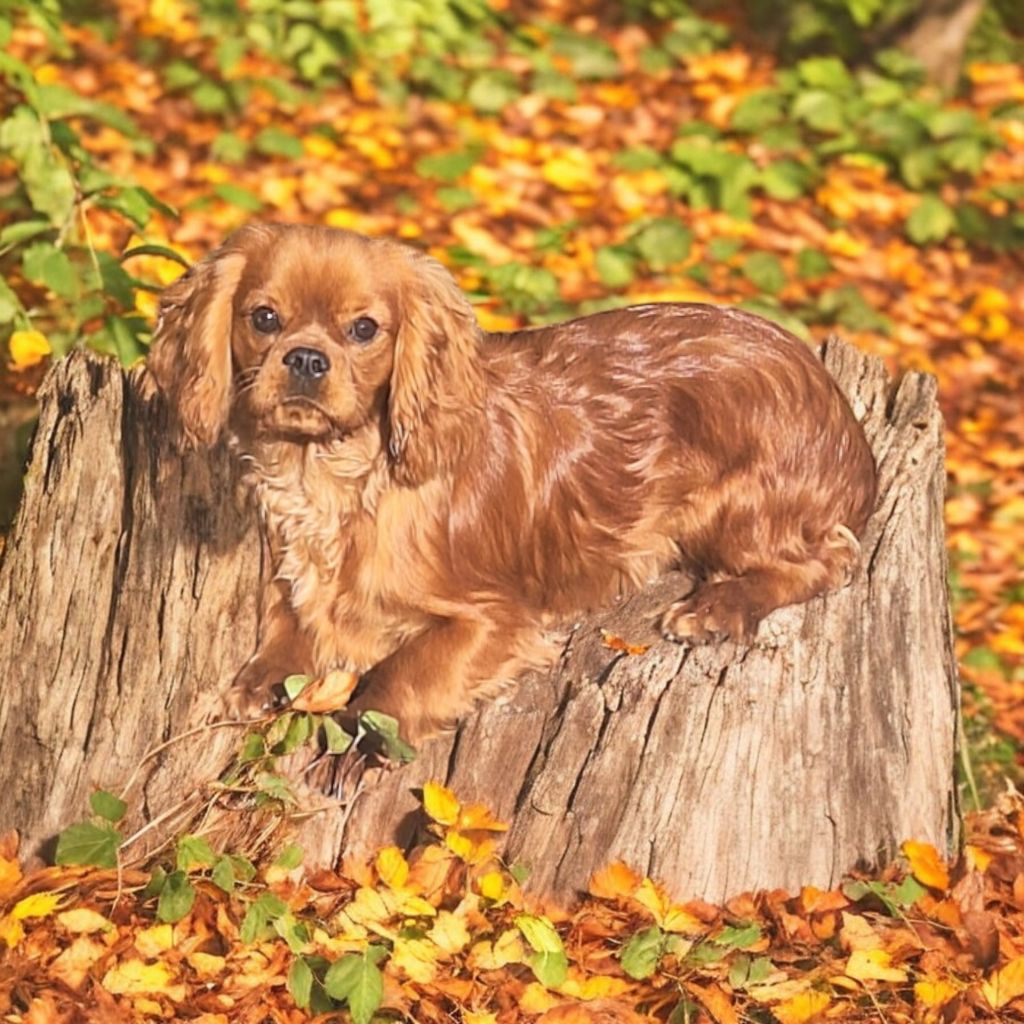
[146, 222, 877, 743]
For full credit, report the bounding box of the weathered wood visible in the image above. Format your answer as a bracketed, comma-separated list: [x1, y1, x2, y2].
[0, 341, 958, 902]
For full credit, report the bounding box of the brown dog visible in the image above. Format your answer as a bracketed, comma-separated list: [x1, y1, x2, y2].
[146, 223, 877, 742]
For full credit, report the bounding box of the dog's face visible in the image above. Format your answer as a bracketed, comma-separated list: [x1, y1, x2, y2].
[229, 228, 398, 442]
[146, 223, 484, 482]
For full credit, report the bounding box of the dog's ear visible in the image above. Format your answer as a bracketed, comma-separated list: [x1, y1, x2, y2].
[387, 248, 484, 486]
[144, 248, 248, 447]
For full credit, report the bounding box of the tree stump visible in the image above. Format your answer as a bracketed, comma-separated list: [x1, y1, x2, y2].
[0, 340, 959, 903]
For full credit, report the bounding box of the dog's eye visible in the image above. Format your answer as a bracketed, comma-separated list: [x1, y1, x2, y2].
[350, 317, 379, 343]
[251, 306, 281, 334]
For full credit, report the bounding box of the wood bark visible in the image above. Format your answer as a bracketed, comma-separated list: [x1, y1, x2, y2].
[0, 341, 959, 903]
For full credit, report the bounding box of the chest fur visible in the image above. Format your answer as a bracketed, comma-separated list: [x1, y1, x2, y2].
[250, 444, 439, 669]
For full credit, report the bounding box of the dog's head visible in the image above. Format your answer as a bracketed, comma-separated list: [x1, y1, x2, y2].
[146, 223, 483, 483]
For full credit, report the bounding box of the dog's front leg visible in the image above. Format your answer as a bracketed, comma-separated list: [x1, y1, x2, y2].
[346, 616, 519, 744]
[228, 576, 316, 716]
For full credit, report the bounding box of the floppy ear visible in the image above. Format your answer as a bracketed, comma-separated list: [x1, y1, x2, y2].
[145, 249, 247, 447]
[387, 248, 485, 486]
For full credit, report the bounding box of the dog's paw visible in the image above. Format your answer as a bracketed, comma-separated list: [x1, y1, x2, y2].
[659, 581, 760, 645]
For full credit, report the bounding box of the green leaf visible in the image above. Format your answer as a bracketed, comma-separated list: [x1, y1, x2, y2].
[516, 914, 565, 954]
[274, 912, 311, 953]
[791, 90, 846, 133]
[89, 789, 127, 823]
[414, 149, 478, 182]
[241, 892, 288, 943]
[742, 252, 786, 295]
[157, 870, 195, 923]
[707, 237, 743, 262]
[620, 925, 667, 980]
[256, 772, 297, 805]
[142, 866, 167, 899]
[716, 922, 762, 949]
[210, 131, 249, 164]
[466, 70, 520, 114]
[0, 218, 51, 249]
[797, 56, 854, 93]
[239, 732, 266, 763]
[211, 856, 237, 894]
[0, 278, 22, 324]
[436, 187, 477, 212]
[729, 89, 785, 133]
[55, 821, 121, 868]
[728, 952, 773, 988]
[283, 674, 311, 701]
[255, 127, 304, 159]
[324, 950, 385, 1024]
[595, 246, 636, 288]
[322, 714, 354, 754]
[797, 248, 833, 279]
[122, 244, 191, 270]
[359, 711, 417, 763]
[906, 194, 955, 245]
[213, 183, 263, 212]
[177, 834, 217, 872]
[528, 950, 568, 988]
[633, 218, 692, 270]
[22, 241, 78, 300]
[274, 843, 304, 870]
[762, 159, 814, 200]
[288, 956, 314, 1010]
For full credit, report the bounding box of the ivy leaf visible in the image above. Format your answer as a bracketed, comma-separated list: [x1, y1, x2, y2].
[156, 870, 195, 923]
[89, 789, 126, 823]
[359, 711, 417, 763]
[906, 194, 955, 245]
[177, 834, 217, 872]
[288, 956, 314, 1010]
[620, 925, 667, 980]
[324, 949, 386, 1024]
[55, 822, 121, 869]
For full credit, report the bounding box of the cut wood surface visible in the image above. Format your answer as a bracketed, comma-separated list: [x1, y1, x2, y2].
[0, 339, 959, 902]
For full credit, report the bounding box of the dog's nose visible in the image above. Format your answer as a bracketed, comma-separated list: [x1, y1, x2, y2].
[283, 347, 331, 380]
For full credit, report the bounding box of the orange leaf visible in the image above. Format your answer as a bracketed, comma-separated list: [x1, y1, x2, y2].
[773, 990, 830, 1024]
[588, 861, 641, 901]
[290, 670, 358, 712]
[983, 955, 1024, 1009]
[600, 630, 651, 657]
[685, 980, 738, 1024]
[902, 840, 950, 891]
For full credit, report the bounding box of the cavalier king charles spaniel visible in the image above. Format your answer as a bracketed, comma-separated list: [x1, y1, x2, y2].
[146, 223, 877, 743]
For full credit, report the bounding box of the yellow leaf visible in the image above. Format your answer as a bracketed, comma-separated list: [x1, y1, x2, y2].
[915, 978, 959, 1008]
[51, 935, 107, 990]
[9, 329, 52, 369]
[134, 923, 174, 957]
[839, 912, 883, 952]
[445, 828, 497, 865]
[662, 903, 707, 935]
[393, 892, 437, 918]
[427, 910, 471, 954]
[102, 958, 184, 999]
[12, 890, 65, 920]
[187, 952, 226, 979]
[478, 870, 506, 902]
[463, 1012, 497, 1024]
[422, 781, 461, 826]
[588, 861, 641, 901]
[376, 846, 410, 890]
[772, 990, 831, 1024]
[902, 840, 950, 891]
[345, 886, 397, 929]
[57, 908, 113, 935]
[519, 981, 562, 1014]
[391, 935, 440, 984]
[631, 877, 668, 923]
[577, 975, 631, 1000]
[0, 914, 24, 948]
[983, 954, 1024, 1009]
[966, 844, 994, 872]
[0, 856, 23, 897]
[291, 669, 359, 712]
[468, 928, 525, 971]
[845, 948, 908, 983]
[543, 149, 598, 193]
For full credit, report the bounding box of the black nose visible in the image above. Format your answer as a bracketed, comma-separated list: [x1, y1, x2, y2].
[283, 347, 330, 380]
